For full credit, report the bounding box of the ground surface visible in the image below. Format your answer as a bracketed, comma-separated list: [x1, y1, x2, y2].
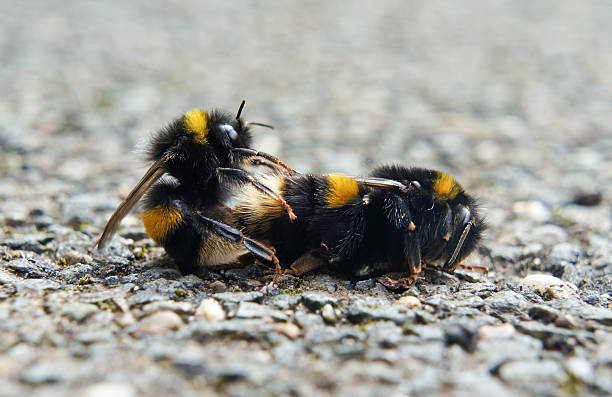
[1, 1, 611, 396]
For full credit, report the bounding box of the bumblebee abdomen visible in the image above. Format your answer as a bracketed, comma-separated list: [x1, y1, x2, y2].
[231, 175, 287, 230]
[324, 174, 359, 207]
[141, 204, 183, 243]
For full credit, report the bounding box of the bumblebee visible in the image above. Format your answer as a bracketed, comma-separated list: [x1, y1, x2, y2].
[96, 101, 296, 275]
[230, 164, 485, 288]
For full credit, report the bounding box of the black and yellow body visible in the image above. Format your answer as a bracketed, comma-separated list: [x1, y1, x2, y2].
[96, 102, 292, 276]
[231, 164, 485, 287]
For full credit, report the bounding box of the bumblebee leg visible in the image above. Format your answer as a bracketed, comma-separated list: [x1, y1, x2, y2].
[403, 233, 422, 275]
[377, 273, 418, 291]
[382, 192, 415, 231]
[375, 232, 422, 291]
[285, 250, 327, 276]
[456, 263, 489, 273]
[196, 213, 282, 283]
[232, 148, 296, 174]
[217, 167, 297, 220]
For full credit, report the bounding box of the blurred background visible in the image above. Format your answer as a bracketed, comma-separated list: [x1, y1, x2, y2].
[1, 0, 611, 240]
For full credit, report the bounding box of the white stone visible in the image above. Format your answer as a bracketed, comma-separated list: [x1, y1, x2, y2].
[512, 200, 551, 223]
[84, 382, 136, 397]
[195, 298, 226, 322]
[139, 310, 184, 334]
[396, 296, 421, 308]
[520, 274, 578, 299]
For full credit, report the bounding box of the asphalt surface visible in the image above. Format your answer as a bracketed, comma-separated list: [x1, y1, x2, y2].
[1, 1, 611, 396]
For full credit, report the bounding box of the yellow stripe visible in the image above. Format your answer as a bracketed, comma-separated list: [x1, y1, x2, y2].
[325, 174, 359, 207]
[141, 205, 182, 243]
[433, 172, 461, 200]
[184, 109, 208, 144]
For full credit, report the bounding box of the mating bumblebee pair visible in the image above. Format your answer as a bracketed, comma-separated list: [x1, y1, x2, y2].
[96, 101, 485, 289]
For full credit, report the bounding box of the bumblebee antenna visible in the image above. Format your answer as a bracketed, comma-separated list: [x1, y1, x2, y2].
[236, 100, 246, 120]
[246, 122, 275, 130]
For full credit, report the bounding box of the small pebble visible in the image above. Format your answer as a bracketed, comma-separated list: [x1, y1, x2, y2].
[519, 274, 577, 299]
[321, 303, 336, 324]
[274, 322, 301, 340]
[84, 382, 136, 397]
[565, 357, 595, 384]
[528, 304, 560, 324]
[209, 280, 227, 292]
[195, 298, 226, 322]
[397, 295, 421, 308]
[62, 302, 99, 323]
[478, 323, 515, 339]
[142, 300, 194, 315]
[512, 200, 551, 223]
[571, 191, 602, 206]
[302, 292, 337, 311]
[444, 323, 479, 353]
[138, 310, 184, 334]
[554, 314, 577, 329]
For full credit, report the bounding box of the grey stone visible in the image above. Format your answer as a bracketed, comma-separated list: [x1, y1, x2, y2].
[498, 360, 565, 396]
[2, 234, 54, 253]
[20, 360, 79, 384]
[528, 304, 560, 323]
[62, 302, 99, 322]
[301, 292, 337, 311]
[484, 290, 528, 315]
[443, 323, 479, 352]
[576, 306, 612, 325]
[294, 311, 325, 329]
[212, 291, 264, 303]
[347, 297, 410, 325]
[15, 279, 61, 291]
[531, 224, 569, 245]
[126, 290, 168, 306]
[6, 258, 46, 277]
[235, 301, 289, 321]
[268, 294, 301, 310]
[354, 278, 376, 291]
[514, 321, 588, 353]
[564, 357, 595, 384]
[363, 321, 403, 348]
[185, 319, 276, 342]
[486, 243, 523, 263]
[141, 300, 195, 315]
[546, 242, 583, 277]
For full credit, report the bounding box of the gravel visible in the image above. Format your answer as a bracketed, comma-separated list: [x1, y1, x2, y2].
[1, 1, 611, 396]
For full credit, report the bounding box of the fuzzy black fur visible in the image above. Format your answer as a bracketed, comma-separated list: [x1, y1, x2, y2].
[234, 165, 485, 280]
[137, 107, 279, 273]
[146, 110, 252, 197]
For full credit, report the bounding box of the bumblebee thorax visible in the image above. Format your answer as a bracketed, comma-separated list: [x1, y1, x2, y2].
[433, 172, 461, 200]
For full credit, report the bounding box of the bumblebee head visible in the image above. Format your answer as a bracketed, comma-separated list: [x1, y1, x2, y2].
[440, 193, 484, 271]
[183, 102, 254, 155]
[369, 165, 484, 271]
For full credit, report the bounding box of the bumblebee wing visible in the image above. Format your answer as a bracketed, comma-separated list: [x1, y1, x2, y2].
[96, 159, 165, 249]
[351, 177, 407, 192]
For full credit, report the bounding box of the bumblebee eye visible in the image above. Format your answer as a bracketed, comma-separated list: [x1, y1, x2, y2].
[220, 123, 239, 142]
[455, 204, 472, 226]
[409, 181, 421, 189]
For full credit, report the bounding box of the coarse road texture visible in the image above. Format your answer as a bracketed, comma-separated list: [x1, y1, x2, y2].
[1, 1, 611, 396]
